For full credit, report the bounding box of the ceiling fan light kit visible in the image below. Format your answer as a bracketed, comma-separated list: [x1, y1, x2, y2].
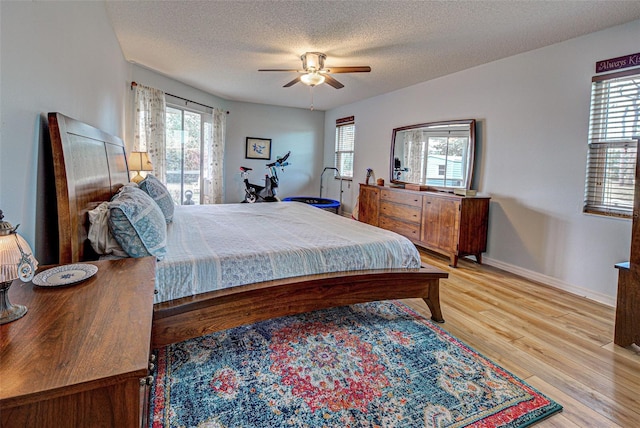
[301, 52, 325, 71]
[300, 72, 325, 86]
[258, 52, 371, 90]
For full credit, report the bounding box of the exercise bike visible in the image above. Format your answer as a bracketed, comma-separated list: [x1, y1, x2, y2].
[240, 151, 291, 203]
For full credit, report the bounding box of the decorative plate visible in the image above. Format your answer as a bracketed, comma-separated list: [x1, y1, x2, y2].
[32, 264, 98, 287]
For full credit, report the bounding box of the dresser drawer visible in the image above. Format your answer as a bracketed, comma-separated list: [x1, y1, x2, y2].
[380, 189, 422, 207]
[380, 201, 422, 223]
[380, 215, 421, 240]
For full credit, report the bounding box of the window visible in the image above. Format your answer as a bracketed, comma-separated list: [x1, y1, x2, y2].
[584, 70, 640, 218]
[165, 104, 212, 205]
[335, 116, 355, 179]
[424, 132, 470, 187]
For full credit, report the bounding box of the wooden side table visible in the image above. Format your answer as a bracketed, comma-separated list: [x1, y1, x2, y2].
[0, 257, 156, 428]
[614, 262, 640, 347]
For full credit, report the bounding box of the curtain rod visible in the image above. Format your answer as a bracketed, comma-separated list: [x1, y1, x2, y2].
[131, 81, 229, 114]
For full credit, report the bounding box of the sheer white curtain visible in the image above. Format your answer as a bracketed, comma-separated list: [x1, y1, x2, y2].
[403, 130, 425, 183]
[203, 108, 226, 204]
[134, 84, 167, 182]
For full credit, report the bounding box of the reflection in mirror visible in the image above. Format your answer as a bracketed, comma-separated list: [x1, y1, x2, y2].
[391, 119, 475, 190]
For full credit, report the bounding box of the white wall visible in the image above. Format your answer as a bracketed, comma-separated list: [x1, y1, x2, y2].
[0, 1, 129, 263]
[125, 64, 231, 150]
[225, 101, 324, 203]
[325, 20, 640, 305]
[125, 69, 326, 203]
[126, 70, 325, 204]
[2, 1, 635, 303]
[0, 0, 324, 262]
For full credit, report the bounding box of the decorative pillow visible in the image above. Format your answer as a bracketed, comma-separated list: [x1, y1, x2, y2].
[87, 202, 128, 258]
[120, 182, 139, 190]
[138, 174, 175, 223]
[108, 186, 167, 260]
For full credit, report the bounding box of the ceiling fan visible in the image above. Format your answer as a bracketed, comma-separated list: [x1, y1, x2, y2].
[258, 52, 371, 89]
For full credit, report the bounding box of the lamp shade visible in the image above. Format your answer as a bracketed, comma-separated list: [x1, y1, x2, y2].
[300, 72, 326, 87]
[0, 210, 38, 325]
[0, 233, 38, 283]
[128, 151, 153, 172]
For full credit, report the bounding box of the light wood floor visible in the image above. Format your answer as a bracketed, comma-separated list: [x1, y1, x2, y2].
[403, 250, 640, 427]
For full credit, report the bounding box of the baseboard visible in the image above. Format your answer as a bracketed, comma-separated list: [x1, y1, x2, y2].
[483, 256, 616, 307]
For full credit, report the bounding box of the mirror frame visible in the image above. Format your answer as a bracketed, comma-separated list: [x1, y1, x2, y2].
[390, 119, 476, 191]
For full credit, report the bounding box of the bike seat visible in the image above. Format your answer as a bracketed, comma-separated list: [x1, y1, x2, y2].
[239, 166, 253, 172]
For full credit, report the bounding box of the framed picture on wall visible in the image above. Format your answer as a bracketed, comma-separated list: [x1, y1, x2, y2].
[245, 137, 272, 160]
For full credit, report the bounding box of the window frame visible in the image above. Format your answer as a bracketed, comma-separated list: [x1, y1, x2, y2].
[165, 101, 211, 205]
[334, 116, 355, 180]
[583, 69, 640, 219]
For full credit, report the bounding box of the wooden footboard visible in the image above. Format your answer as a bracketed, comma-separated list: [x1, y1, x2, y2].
[152, 266, 447, 348]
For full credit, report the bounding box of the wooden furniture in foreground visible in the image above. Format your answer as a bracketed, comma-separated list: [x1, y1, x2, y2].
[0, 257, 156, 428]
[614, 262, 639, 347]
[614, 138, 640, 347]
[359, 184, 490, 267]
[48, 112, 447, 347]
[153, 265, 446, 347]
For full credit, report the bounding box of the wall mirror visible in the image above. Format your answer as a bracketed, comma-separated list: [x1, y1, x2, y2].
[390, 119, 476, 190]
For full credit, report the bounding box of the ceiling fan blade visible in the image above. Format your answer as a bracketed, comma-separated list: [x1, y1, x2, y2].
[325, 66, 371, 73]
[258, 69, 302, 72]
[323, 74, 344, 89]
[283, 76, 301, 87]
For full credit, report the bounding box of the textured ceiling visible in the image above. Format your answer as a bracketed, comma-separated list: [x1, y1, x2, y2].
[105, 1, 640, 111]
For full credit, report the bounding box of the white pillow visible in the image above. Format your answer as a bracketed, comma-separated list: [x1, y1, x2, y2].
[87, 202, 128, 258]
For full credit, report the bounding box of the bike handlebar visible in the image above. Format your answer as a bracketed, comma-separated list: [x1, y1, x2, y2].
[266, 151, 291, 167]
[242, 152, 290, 174]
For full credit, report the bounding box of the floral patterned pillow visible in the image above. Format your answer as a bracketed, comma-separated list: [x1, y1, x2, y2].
[139, 174, 175, 223]
[108, 186, 167, 260]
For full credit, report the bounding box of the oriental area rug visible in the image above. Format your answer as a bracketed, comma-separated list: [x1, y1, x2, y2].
[149, 300, 562, 427]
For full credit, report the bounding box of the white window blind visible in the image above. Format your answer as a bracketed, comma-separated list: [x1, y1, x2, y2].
[335, 116, 355, 179]
[584, 69, 640, 218]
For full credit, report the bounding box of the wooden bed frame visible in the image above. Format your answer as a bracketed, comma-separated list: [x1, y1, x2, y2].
[48, 112, 448, 347]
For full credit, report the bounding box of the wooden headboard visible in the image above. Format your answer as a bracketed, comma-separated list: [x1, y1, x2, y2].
[48, 112, 129, 263]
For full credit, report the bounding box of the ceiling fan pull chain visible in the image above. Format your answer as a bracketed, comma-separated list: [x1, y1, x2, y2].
[310, 86, 315, 111]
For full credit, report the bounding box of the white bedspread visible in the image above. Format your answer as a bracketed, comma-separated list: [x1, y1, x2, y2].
[155, 202, 421, 303]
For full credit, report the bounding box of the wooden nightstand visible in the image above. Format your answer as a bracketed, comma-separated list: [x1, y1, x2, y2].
[0, 257, 156, 428]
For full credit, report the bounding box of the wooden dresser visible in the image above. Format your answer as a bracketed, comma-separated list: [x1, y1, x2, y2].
[359, 184, 490, 267]
[0, 257, 156, 428]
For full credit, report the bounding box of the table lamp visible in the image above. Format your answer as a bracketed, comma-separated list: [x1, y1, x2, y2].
[0, 210, 38, 325]
[128, 151, 153, 183]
